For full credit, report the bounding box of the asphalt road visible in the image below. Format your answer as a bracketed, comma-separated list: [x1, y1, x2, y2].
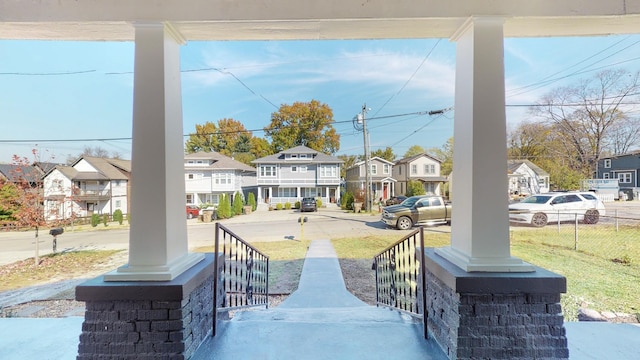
[1, 201, 636, 266]
[0, 205, 414, 266]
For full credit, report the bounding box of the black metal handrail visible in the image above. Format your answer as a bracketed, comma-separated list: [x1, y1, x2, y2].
[213, 223, 269, 335]
[372, 227, 427, 338]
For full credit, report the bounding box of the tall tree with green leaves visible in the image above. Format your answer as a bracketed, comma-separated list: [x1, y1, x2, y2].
[185, 121, 220, 153]
[264, 100, 340, 154]
[403, 145, 425, 158]
[370, 147, 396, 162]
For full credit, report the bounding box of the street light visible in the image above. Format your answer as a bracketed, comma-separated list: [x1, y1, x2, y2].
[353, 104, 372, 212]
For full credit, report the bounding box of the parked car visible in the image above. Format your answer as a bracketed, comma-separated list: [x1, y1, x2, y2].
[385, 196, 407, 206]
[186, 205, 200, 219]
[300, 197, 318, 212]
[508, 192, 606, 227]
[382, 195, 451, 230]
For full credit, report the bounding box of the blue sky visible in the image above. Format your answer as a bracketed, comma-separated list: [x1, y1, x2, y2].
[1, 34, 639, 164]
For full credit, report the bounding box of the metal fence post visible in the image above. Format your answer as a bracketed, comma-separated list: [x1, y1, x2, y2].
[574, 213, 578, 251]
[557, 210, 561, 233]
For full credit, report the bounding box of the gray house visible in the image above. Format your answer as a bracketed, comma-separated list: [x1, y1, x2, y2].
[252, 145, 343, 206]
[392, 153, 447, 196]
[344, 156, 396, 202]
[597, 151, 640, 199]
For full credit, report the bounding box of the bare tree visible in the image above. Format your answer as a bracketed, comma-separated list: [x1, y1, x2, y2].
[531, 69, 640, 175]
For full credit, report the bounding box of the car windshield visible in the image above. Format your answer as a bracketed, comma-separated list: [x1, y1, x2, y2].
[521, 195, 552, 204]
[402, 197, 420, 207]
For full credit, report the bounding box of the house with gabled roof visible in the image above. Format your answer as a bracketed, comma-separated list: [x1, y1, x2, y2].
[392, 153, 447, 196]
[251, 145, 343, 206]
[42, 156, 130, 221]
[344, 156, 396, 202]
[184, 151, 256, 207]
[507, 159, 550, 196]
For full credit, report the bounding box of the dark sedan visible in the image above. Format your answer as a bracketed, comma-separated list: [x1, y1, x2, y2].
[385, 196, 407, 206]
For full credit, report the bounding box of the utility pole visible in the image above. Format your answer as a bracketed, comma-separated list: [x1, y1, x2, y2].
[354, 104, 372, 212]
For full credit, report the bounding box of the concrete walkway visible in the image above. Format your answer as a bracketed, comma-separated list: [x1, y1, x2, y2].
[192, 240, 447, 360]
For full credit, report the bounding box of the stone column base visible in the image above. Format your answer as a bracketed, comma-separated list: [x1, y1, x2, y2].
[76, 253, 222, 360]
[422, 248, 569, 360]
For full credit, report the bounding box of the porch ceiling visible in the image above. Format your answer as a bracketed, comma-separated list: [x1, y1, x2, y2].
[1, 0, 640, 41]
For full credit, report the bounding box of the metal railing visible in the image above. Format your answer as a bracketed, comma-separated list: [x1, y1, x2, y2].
[372, 227, 427, 339]
[213, 223, 269, 335]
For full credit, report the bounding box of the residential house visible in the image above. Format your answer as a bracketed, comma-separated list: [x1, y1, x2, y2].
[252, 145, 343, 205]
[0, 162, 53, 187]
[597, 151, 640, 199]
[507, 160, 550, 196]
[344, 156, 396, 202]
[42, 156, 131, 221]
[184, 151, 257, 207]
[392, 153, 447, 196]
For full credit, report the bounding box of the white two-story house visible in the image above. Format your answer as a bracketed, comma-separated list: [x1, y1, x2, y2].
[392, 153, 447, 196]
[184, 151, 257, 207]
[43, 156, 130, 221]
[344, 156, 396, 202]
[252, 145, 343, 206]
[507, 160, 550, 196]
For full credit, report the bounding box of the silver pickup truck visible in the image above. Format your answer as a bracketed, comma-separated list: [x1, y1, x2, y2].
[381, 195, 451, 230]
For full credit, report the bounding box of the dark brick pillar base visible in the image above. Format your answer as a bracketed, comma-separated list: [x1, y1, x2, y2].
[422, 248, 569, 360]
[76, 253, 222, 360]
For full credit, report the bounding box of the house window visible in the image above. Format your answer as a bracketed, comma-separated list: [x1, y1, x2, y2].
[604, 159, 611, 168]
[618, 172, 632, 183]
[424, 164, 435, 174]
[411, 164, 417, 175]
[186, 194, 193, 203]
[291, 154, 298, 159]
[300, 166, 307, 173]
[300, 154, 308, 159]
[213, 173, 232, 185]
[303, 187, 321, 197]
[291, 166, 298, 173]
[383, 164, 390, 174]
[399, 167, 402, 175]
[260, 166, 277, 177]
[188, 174, 194, 179]
[278, 188, 297, 197]
[320, 165, 337, 177]
[370, 164, 377, 175]
[115, 200, 121, 208]
[603, 173, 610, 179]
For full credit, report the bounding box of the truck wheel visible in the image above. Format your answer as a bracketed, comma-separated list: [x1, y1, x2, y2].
[583, 210, 599, 224]
[531, 213, 548, 227]
[187, 213, 193, 219]
[397, 216, 413, 230]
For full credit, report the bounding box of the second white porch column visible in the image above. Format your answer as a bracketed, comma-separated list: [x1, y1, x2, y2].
[105, 22, 203, 281]
[435, 17, 533, 272]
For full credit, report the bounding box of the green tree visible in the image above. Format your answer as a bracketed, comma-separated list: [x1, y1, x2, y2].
[403, 145, 425, 158]
[217, 193, 231, 219]
[264, 100, 340, 154]
[370, 147, 396, 162]
[247, 192, 257, 211]
[232, 192, 244, 216]
[428, 137, 453, 176]
[113, 209, 124, 225]
[337, 154, 359, 178]
[185, 121, 219, 153]
[0, 180, 19, 221]
[406, 180, 426, 196]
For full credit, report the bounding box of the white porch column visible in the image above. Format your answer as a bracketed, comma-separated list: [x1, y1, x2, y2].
[105, 22, 203, 281]
[435, 17, 533, 272]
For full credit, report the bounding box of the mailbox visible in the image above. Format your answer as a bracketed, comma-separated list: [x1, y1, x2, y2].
[49, 227, 64, 236]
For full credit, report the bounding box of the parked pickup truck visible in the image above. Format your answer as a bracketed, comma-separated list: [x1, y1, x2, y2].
[381, 195, 451, 230]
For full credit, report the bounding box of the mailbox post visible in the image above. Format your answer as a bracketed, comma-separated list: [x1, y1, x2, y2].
[298, 216, 308, 241]
[49, 227, 64, 252]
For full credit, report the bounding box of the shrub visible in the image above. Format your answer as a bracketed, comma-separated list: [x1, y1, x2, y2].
[341, 191, 354, 211]
[276, 203, 283, 210]
[90, 213, 100, 227]
[294, 201, 301, 209]
[406, 180, 426, 196]
[102, 214, 109, 226]
[284, 202, 291, 210]
[217, 194, 231, 219]
[113, 209, 124, 225]
[248, 192, 257, 211]
[233, 192, 244, 216]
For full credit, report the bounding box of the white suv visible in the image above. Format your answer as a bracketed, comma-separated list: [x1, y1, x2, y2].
[509, 192, 606, 227]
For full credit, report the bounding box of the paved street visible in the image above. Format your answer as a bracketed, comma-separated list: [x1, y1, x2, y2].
[0, 205, 416, 266]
